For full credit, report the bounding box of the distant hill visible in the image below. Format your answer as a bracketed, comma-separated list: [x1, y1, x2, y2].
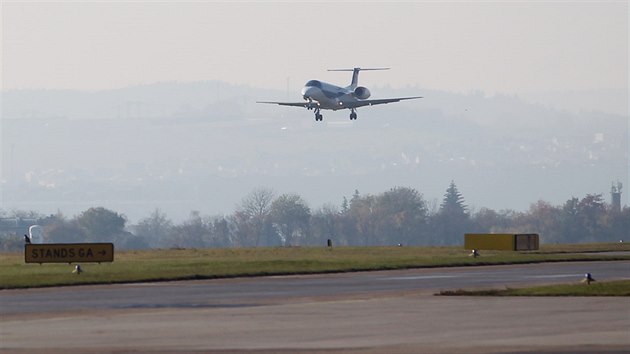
[1, 82, 627, 222]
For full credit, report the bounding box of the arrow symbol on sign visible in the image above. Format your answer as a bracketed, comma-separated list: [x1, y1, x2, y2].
[98, 250, 107, 256]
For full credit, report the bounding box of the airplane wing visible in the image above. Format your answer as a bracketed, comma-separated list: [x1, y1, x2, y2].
[257, 101, 313, 108]
[345, 96, 423, 108]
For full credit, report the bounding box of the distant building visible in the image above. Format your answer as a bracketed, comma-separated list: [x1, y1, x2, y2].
[0, 218, 38, 234]
[29, 225, 44, 243]
[610, 181, 622, 213]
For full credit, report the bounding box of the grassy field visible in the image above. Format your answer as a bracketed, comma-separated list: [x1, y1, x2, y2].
[439, 280, 630, 296]
[1, 243, 629, 289]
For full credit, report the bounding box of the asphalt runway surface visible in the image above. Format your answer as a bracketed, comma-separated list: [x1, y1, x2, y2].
[2, 261, 629, 353]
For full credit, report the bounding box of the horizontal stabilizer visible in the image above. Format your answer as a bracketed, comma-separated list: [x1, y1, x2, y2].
[327, 67, 390, 72]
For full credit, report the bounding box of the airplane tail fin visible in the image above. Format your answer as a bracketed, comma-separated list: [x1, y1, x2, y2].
[328, 67, 390, 89]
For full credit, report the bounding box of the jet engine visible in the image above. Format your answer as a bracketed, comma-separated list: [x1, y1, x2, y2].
[353, 86, 371, 99]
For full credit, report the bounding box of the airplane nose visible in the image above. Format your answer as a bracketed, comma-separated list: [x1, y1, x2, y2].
[301, 86, 316, 99]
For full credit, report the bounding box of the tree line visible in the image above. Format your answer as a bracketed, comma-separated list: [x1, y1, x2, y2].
[1, 182, 628, 252]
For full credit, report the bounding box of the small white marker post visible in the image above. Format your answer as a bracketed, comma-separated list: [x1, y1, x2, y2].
[581, 273, 595, 285]
[72, 264, 83, 275]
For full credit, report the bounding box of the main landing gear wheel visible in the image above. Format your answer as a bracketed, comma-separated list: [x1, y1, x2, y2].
[314, 108, 323, 121]
[349, 111, 357, 120]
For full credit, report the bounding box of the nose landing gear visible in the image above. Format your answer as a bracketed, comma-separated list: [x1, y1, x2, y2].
[349, 109, 357, 120]
[314, 108, 323, 121]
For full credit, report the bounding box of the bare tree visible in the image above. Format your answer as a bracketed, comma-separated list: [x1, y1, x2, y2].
[237, 187, 275, 220]
[309, 203, 340, 246]
[269, 193, 311, 246]
[135, 209, 173, 248]
[234, 187, 276, 246]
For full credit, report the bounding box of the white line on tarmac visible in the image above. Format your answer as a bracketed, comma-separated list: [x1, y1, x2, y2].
[524, 274, 579, 279]
[383, 275, 460, 280]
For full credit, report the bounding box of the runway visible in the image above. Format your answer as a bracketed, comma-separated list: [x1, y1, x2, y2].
[1, 261, 629, 353]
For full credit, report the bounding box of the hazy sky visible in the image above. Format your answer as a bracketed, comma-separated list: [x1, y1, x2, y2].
[2, 1, 627, 96]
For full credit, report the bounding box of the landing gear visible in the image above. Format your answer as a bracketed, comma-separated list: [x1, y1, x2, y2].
[349, 109, 357, 120]
[314, 108, 323, 122]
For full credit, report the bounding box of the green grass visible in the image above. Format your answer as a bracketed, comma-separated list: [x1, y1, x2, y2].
[439, 280, 630, 296]
[529, 242, 630, 254]
[1, 243, 629, 289]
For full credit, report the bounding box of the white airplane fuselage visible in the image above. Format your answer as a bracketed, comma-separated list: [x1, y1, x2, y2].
[300, 80, 356, 110]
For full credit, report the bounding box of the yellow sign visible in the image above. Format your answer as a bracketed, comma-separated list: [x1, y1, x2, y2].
[25, 243, 114, 263]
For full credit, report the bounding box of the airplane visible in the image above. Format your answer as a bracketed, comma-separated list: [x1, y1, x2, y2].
[257, 67, 422, 121]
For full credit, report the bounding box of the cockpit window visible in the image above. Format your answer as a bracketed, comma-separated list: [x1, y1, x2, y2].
[305, 80, 322, 88]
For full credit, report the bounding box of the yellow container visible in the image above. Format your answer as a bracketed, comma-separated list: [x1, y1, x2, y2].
[465, 234, 514, 250]
[515, 233, 539, 250]
[464, 233, 539, 250]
